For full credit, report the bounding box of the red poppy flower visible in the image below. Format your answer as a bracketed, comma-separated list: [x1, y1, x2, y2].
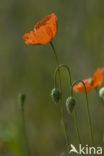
[23, 13, 57, 45]
[73, 68, 103, 93]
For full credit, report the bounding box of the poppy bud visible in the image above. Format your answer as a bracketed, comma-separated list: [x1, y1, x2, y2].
[66, 97, 76, 113]
[51, 88, 61, 104]
[99, 87, 104, 101]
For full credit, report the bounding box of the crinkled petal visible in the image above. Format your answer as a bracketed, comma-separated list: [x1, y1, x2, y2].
[73, 78, 94, 93]
[23, 13, 57, 45]
[73, 68, 103, 93]
[93, 68, 103, 87]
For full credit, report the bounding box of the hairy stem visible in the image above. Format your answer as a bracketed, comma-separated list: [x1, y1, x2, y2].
[50, 42, 70, 155]
[74, 109, 82, 144]
[54, 64, 82, 150]
[72, 80, 94, 145]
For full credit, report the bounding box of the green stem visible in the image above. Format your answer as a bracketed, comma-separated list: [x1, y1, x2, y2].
[54, 64, 82, 150]
[73, 110, 83, 156]
[52, 57, 82, 155]
[21, 109, 30, 156]
[50, 42, 70, 155]
[54, 64, 72, 92]
[50, 41, 59, 66]
[19, 94, 30, 156]
[74, 109, 82, 144]
[72, 80, 94, 145]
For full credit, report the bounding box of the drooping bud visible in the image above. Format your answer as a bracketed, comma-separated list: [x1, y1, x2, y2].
[99, 87, 104, 101]
[51, 88, 61, 104]
[66, 97, 76, 113]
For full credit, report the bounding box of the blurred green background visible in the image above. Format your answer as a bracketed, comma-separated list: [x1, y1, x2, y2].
[0, 0, 104, 155]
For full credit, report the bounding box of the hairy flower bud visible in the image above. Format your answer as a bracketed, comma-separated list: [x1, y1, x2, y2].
[99, 87, 104, 101]
[66, 97, 76, 113]
[51, 88, 61, 104]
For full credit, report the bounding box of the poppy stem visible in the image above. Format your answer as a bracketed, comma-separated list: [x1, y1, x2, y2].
[19, 94, 31, 156]
[50, 42, 70, 155]
[50, 41, 59, 66]
[74, 111, 84, 155]
[72, 80, 94, 146]
[54, 64, 83, 155]
[73, 109, 82, 149]
[54, 64, 72, 89]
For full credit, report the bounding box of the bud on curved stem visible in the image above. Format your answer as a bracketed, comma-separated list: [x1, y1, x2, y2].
[66, 97, 76, 113]
[51, 88, 61, 104]
[71, 80, 94, 146]
[53, 63, 82, 154]
[50, 42, 70, 155]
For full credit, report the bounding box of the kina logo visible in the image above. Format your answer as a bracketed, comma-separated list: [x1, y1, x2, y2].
[69, 144, 102, 155]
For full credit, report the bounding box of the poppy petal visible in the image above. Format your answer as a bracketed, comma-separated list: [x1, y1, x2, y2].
[93, 68, 103, 87]
[73, 68, 103, 93]
[23, 13, 57, 45]
[73, 78, 93, 93]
